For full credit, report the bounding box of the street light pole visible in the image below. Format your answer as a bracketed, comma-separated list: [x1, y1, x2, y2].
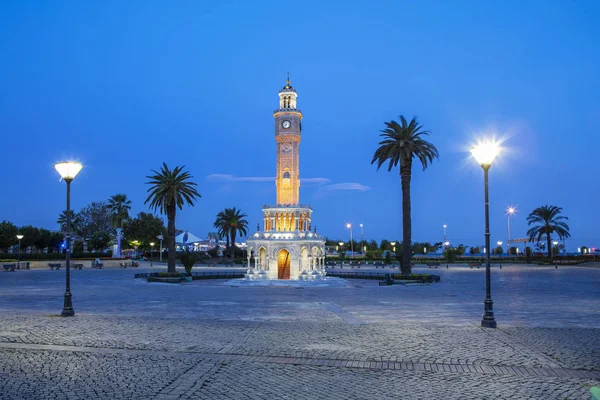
[345, 223, 353, 259]
[471, 141, 499, 329]
[157, 234, 163, 263]
[443, 225, 447, 248]
[55, 161, 83, 318]
[150, 242, 155, 266]
[16, 235, 24, 269]
[359, 223, 364, 255]
[506, 207, 516, 256]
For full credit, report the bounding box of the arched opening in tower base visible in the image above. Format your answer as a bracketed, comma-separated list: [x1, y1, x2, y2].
[277, 249, 291, 280]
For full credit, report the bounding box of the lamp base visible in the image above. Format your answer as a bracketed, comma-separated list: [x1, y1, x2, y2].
[481, 318, 497, 329]
[61, 292, 75, 317]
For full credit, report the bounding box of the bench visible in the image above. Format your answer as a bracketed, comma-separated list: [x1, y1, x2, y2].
[3, 264, 16, 272]
[91, 261, 103, 269]
[469, 263, 482, 269]
[73, 263, 83, 270]
[120, 262, 128, 268]
[428, 262, 441, 269]
[49, 263, 61, 270]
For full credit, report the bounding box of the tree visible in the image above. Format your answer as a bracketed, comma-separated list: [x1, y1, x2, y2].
[145, 163, 201, 273]
[36, 228, 53, 251]
[493, 245, 503, 255]
[455, 244, 467, 256]
[108, 194, 132, 228]
[372, 116, 439, 274]
[77, 202, 112, 240]
[412, 242, 433, 255]
[526, 205, 570, 261]
[0, 221, 18, 251]
[89, 231, 111, 252]
[18, 226, 41, 251]
[213, 211, 231, 253]
[57, 210, 81, 235]
[367, 240, 378, 251]
[379, 239, 391, 251]
[469, 246, 481, 255]
[215, 207, 248, 263]
[123, 212, 167, 251]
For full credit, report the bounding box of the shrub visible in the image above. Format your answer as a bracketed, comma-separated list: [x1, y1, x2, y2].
[178, 251, 197, 276]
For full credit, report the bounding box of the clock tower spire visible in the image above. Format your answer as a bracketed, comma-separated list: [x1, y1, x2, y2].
[273, 75, 302, 205]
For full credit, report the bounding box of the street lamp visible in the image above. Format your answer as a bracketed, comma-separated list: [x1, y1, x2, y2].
[506, 206, 516, 255]
[156, 234, 164, 262]
[16, 235, 24, 269]
[471, 140, 499, 328]
[497, 241, 503, 253]
[391, 241, 396, 253]
[54, 161, 83, 317]
[345, 223, 353, 259]
[443, 225, 447, 247]
[150, 242, 155, 266]
[359, 223, 364, 255]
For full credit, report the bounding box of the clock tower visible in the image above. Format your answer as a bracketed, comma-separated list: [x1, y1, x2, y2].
[273, 75, 302, 205]
[246, 76, 325, 280]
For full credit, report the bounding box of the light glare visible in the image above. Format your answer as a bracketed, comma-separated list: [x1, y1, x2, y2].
[471, 141, 500, 167]
[55, 162, 83, 181]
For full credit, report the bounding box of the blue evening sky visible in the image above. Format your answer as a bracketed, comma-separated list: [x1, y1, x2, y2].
[1, 1, 599, 249]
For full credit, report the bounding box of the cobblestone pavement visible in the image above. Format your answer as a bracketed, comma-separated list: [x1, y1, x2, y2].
[0, 265, 598, 399]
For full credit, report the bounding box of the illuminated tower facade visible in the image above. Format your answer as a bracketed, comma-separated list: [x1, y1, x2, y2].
[246, 77, 326, 280]
[274, 77, 301, 205]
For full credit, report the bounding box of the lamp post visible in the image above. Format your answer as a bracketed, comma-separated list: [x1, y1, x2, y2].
[391, 241, 396, 253]
[471, 141, 499, 328]
[506, 207, 516, 255]
[497, 241, 503, 254]
[553, 241, 559, 258]
[359, 223, 364, 255]
[54, 161, 83, 317]
[443, 225, 447, 248]
[345, 223, 353, 259]
[156, 234, 164, 262]
[16, 235, 24, 269]
[150, 242, 155, 266]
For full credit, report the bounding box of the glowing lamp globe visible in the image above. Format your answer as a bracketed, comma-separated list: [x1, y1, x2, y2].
[471, 142, 500, 167]
[16, 235, 24, 240]
[54, 162, 83, 181]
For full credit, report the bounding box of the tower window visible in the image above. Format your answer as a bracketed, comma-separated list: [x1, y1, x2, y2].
[282, 171, 290, 184]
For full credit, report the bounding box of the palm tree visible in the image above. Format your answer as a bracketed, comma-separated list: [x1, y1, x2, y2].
[108, 194, 132, 258]
[225, 207, 248, 263]
[213, 211, 230, 254]
[145, 163, 201, 273]
[108, 194, 132, 228]
[371, 116, 438, 275]
[57, 210, 80, 235]
[526, 205, 570, 261]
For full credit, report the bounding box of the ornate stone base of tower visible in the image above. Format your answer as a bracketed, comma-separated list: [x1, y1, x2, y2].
[246, 205, 326, 281]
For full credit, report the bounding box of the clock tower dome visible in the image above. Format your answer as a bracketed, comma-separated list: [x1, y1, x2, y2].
[273, 75, 302, 205]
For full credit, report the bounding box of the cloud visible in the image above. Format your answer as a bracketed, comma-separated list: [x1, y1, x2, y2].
[206, 174, 273, 182]
[301, 178, 331, 185]
[206, 174, 331, 185]
[325, 183, 371, 192]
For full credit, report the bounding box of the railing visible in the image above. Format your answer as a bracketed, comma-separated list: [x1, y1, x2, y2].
[273, 108, 302, 113]
[326, 271, 441, 283]
[134, 271, 245, 280]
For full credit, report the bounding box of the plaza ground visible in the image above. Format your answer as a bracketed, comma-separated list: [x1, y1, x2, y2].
[0, 264, 598, 399]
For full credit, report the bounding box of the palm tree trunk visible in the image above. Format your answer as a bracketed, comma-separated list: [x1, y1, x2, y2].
[400, 160, 412, 275]
[167, 205, 176, 273]
[231, 230, 236, 264]
[547, 233, 552, 262]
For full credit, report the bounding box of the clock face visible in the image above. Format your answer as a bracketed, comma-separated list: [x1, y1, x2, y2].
[282, 120, 291, 129]
[282, 143, 292, 153]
